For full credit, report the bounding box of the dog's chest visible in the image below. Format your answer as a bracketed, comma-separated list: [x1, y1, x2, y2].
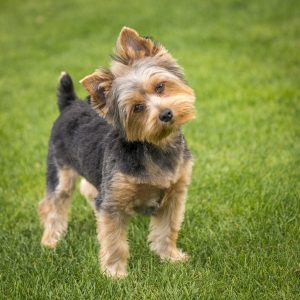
[118, 139, 183, 186]
[132, 184, 165, 216]
[111, 170, 176, 216]
[113, 139, 186, 215]
[114, 160, 183, 216]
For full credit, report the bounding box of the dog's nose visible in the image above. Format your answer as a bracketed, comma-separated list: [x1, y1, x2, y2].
[159, 109, 173, 122]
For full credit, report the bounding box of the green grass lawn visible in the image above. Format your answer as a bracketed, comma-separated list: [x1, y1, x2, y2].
[0, 0, 299, 298]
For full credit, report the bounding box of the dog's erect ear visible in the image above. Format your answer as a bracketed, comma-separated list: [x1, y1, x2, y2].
[80, 69, 114, 117]
[114, 27, 161, 64]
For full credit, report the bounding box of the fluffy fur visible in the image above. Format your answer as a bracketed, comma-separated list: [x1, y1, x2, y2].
[38, 27, 195, 278]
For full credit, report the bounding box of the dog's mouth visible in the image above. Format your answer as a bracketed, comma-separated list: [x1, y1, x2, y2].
[156, 125, 175, 139]
[144, 121, 178, 145]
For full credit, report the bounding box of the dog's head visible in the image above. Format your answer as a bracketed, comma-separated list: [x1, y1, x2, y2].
[80, 27, 195, 145]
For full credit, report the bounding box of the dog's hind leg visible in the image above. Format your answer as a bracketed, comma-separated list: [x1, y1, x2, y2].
[79, 178, 99, 207]
[38, 152, 77, 249]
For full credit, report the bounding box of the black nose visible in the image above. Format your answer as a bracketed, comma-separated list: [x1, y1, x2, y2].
[159, 109, 173, 122]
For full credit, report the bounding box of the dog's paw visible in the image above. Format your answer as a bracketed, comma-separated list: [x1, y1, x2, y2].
[102, 263, 128, 279]
[159, 249, 190, 262]
[40, 226, 66, 249]
[41, 235, 59, 249]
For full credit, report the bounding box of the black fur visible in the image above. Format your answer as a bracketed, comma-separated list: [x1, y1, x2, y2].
[57, 72, 78, 112]
[46, 73, 191, 213]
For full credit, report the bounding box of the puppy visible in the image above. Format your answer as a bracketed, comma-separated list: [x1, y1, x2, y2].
[38, 27, 196, 278]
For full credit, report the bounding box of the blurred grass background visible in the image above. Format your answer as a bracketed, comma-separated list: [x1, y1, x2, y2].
[0, 0, 299, 298]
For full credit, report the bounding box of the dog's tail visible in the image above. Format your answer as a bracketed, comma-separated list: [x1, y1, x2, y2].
[57, 71, 77, 113]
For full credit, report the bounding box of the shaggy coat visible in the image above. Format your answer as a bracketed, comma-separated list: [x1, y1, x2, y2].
[38, 27, 195, 278]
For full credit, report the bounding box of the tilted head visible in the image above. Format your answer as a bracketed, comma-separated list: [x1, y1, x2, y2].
[80, 27, 196, 145]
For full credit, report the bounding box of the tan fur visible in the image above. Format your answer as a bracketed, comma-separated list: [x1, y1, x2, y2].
[38, 168, 77, 248]
[106, 173, 165, 215]
[115, 71, 195, 145]
[80, 27, 195, 147]
[143, 75, 193, 96]
[143, 149, 188, 189]
[148, 160, 193, 261]
[79, 178, 98, 202]
[97, 158, 192, 276]
[96, 211, 129, 278]
[109, 147, 188, 202]
[115, 27, 161, 64]
[80, 69, 114, 119]
[111, 27, 183, 79]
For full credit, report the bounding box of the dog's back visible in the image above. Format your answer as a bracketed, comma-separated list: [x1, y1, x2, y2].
[49, 72, 112, 188]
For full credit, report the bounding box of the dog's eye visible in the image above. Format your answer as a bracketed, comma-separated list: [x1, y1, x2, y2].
[133, 104, 144, 113]
[155, 82, 165, 94]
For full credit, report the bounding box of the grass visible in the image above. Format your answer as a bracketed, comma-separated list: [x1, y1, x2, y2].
[0, 0, 299, 298]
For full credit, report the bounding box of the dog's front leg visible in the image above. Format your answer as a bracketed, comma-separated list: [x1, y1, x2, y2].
[148, 164, 192, 262]
[96, 209, 129, 278]
[148, 186, 189, 261]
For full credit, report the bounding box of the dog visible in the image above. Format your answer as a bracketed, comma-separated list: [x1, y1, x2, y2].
[38, 27, 196, 278]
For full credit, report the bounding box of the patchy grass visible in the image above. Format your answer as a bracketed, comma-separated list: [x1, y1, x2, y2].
[0, 0, 299, 298]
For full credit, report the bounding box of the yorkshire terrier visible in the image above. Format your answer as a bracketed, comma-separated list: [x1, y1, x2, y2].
[38, 27, 196, 278]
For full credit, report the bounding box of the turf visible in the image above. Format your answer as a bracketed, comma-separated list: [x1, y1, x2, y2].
[0, 0, 299, 298]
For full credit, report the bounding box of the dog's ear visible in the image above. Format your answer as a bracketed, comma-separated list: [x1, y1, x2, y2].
[114, 27, 161, 64]
[80, 69, 114, 117]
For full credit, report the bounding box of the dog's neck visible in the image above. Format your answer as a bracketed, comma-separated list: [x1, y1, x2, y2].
[121, 128, 184, 155]
[112, 128, 186, 188]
